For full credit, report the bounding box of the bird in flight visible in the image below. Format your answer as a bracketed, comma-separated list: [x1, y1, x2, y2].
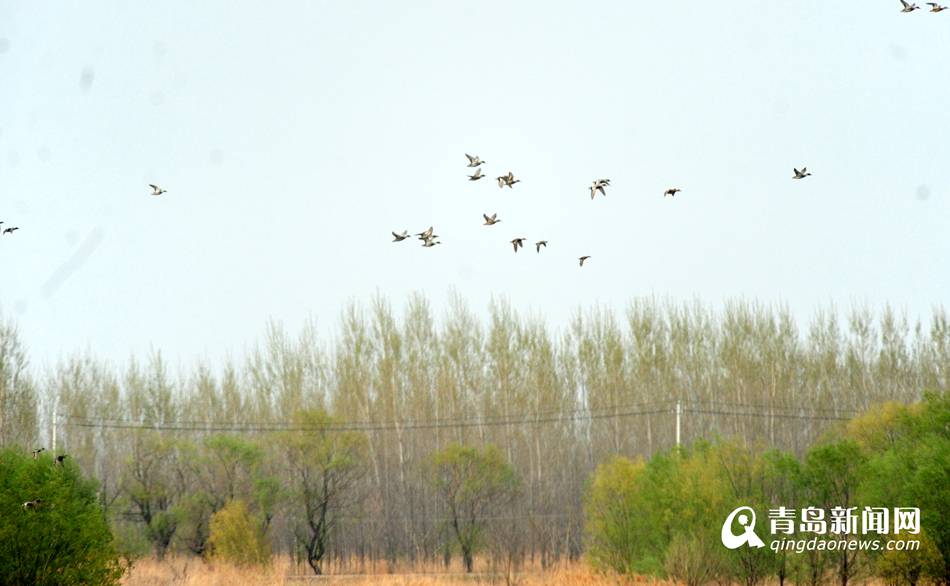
[497, 172, 521, 188]
[664, 188, 682, 197]
[578, 256, 591, 267]
[32, 448, 45, 459]
[510, 238, 526, 252]
[148, 184, 167, 196]
[2, 226, 19, 235]
[22, 499, 42, 510]
[793, 167, 812, 179]
[392, 230, 411, 242]
[927, 2, 947, 10]
[483, 213, 501, 226]
[465, 154, 485, 167]
[535, 240, 548, 253]
[900, 0, 920, 10]
[415, 226, 440, 247]
[55, 455, 68, 465]
[590, 179, 610, 199]
[468, 168, 485, 181]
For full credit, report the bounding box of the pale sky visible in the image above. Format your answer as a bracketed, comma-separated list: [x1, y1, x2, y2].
[1, 1, 948, 368]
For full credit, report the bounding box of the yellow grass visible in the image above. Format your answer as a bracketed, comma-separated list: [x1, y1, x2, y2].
[122, 556, 649, 586]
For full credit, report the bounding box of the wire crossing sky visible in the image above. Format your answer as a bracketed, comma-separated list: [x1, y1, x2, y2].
[1, 1, 948, 366]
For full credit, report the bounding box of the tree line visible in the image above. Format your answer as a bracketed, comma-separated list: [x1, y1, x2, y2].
[586, 391, 950, 586]
[0, 295, 948, 573]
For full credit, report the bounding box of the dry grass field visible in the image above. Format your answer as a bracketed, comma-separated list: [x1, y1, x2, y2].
[121, 557, 644, 586]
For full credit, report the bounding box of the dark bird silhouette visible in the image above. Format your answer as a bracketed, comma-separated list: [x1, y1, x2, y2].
[468, 168, 485, 181]
[579, 256, 591, 267]
[535, 240, 548, 253]
[927, 2, 947, 10]
[483, 213, 501, 226]
[793, 167, 812, 179]
[148, 183, 167, 196]
[32, 448, 45, 459]
[55, 455, 68, 465]
[3, 226, 19, 235]
[392, 230, 410, 242]
[901, 0, 921, 11]
[510, 238, 526, 252]
[664, 188, 682, 197]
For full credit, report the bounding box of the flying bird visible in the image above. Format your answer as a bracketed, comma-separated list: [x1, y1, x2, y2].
[664, 188, 682, 197]
[148, 184, 167, 196]
[55, 455, 68, 465]
[483, 213, 501, 226]
[793, 167, 812, 179]
[579, 256, 591, 267]
[510, 238, 526, 252]
[927, 2, 947, 10]
[392, 230, 411, 242]
[590, 179, 610, 199]
[32, 448, 45, 459]
[468, 168, 485, 181]
[421, 239, 441, 248]
[465, 154, 485, 167]
[900, 0, 920, 10]
[22, 499, 42, 510]
[416, 226, 435, 240]
[497, 172, 520, 188]
[535, 240, 548, 253]
[2, 227, 19, 235]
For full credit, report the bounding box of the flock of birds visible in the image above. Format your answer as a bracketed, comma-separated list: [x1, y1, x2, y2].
[390, 154, 814, 268]
[20, 448, 68, 511]
[391, 154, 607, 266]
[900, 0, 947, 11]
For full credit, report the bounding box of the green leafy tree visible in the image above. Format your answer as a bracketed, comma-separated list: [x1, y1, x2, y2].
[119, 432, 180, 560]
[429, 443, 518, 573]
[585, 456, 650, 575]
[858, 392, 950, 586]
[876, 531, 943, 586]
[0, 448, 124, 585]
[281, 409, 366, 575]
[178, 434, 263, 555]
[801, 439, 867, 586]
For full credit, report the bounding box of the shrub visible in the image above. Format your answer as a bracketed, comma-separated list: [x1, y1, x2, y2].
[0, 448, 124, 585]
[207, 499, 270, 566]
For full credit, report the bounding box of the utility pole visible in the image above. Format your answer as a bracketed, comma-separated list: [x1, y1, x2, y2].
[52, 404, 57, 452]
[675, 400, 681, 448]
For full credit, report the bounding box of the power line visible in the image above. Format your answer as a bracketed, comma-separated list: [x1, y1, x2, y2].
[67, 407, 673, 433]
[66, 398, 675, 428]
[696, 399, 860, 415]
[65, 400, 856, 433]
[682, 407, 850, 421]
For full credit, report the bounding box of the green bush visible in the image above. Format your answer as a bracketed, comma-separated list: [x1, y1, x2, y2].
[207, 499, 270, 566]
[0, 448, 124, 586]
